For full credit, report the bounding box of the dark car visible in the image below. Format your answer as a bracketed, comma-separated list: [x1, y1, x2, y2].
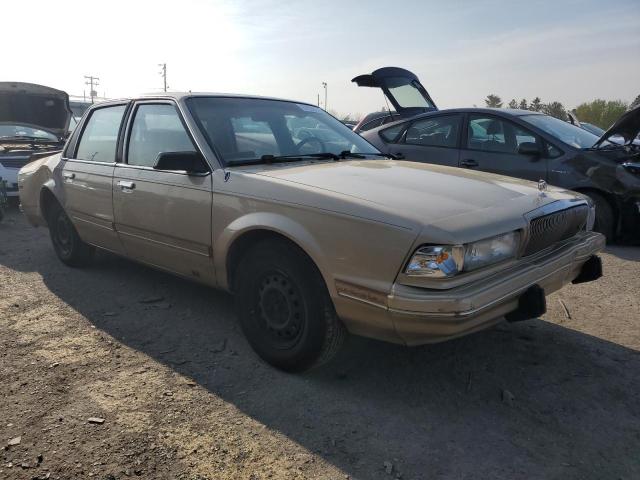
[355, 67, 640, 241]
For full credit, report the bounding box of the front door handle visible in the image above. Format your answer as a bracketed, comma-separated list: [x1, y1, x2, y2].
[63, 172, 75, 180]
[117, 180, 136, 190]
[460, 159, 479, 168]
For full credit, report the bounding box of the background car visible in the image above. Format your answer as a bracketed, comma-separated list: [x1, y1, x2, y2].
[355, 68, 640, 242]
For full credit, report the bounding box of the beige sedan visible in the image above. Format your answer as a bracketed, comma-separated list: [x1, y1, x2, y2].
[18, 93, 605, 371]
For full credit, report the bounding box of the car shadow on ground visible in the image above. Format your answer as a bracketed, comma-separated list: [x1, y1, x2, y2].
[2, 210, 639, 479]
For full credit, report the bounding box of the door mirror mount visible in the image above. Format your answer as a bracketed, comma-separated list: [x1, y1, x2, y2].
[153, 151, 209, 175]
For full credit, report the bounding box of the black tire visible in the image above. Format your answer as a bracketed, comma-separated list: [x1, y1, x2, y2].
[47, 202, 94, 267]
[234, 239, 346, 372]
[587, 192, 615, 242]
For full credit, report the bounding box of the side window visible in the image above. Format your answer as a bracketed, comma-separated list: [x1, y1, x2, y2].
[75, 105, 126, 162]
[513, 125, 539, 151]
[404, 115, 460, 148]
[127, 104, 196, 167]
[379, 123, 405, 143]
[467, 115, 540, 154]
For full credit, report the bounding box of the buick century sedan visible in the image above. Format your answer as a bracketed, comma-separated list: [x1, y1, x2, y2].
[19, 93, 604, 371]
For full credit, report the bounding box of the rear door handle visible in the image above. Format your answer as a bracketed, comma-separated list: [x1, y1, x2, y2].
[460, 159, 479, 168]
[117, 180, 136, 190]
[63, 172, 75, 180]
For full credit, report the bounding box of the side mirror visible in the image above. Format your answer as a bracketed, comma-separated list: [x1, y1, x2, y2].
[517, 142, 541, 157]
[153, 151, 209, 174]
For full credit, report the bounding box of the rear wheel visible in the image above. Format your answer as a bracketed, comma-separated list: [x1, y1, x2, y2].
[586, 192, 615, 242]
[47, 202, 94, 267]
[234, 239, 346, 372]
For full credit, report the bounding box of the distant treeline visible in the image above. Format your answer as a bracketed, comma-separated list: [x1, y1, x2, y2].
[484, 94, 640, 129]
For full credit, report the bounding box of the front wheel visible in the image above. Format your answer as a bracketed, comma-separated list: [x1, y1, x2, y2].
[234, 239, 346, 372]
[47, 202, 94, 267]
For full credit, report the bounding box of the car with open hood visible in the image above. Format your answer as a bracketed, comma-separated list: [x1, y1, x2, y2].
[355, 67, 640, 241]
[18, 93, 604, 371]
[0, 82, 72, 197]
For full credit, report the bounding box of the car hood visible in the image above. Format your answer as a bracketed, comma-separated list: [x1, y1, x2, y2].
[594, 105, 640, 147]
[251, 159, 579, 240]
[0, 82, 72, 140]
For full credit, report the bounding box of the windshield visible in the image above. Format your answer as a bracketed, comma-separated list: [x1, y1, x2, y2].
[521, 114, 605, 149]
[580, 122, 605, 137]
[186, 97, 380, 165]
[0, 124, 58, 141]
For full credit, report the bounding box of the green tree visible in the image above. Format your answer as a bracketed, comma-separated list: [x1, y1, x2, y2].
[630, 94, 640, 109]
[519, 99, 528, 110]
[542, 101, 567, 121]
[529, 97, 543, 112]
[485, 94, 503, 108]
[574, 99, 629, 129]
[508, 99, 518, 109]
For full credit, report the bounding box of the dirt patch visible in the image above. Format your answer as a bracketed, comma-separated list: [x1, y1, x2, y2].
[1, 208, 639, 479]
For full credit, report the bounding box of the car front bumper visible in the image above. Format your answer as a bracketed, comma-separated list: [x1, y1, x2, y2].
[336, 231, 605, 346]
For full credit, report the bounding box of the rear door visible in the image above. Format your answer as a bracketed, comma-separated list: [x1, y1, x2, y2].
[112, 101, 214, 283]
[382, 114, 462, 167]
[59, 103, 128, 254]
[459, 113, 548, 182]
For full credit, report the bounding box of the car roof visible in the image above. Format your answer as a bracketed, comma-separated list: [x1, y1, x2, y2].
[92, 92, 318, 107]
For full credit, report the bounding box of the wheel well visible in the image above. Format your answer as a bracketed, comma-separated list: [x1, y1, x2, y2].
[226, 229, 318, 292]
[39, 188, 59, 223]
[573, 187, 618, 220]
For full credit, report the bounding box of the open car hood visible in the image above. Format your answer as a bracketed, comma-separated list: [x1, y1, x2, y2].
[594, 105, 640, 148]
[352, 67, 438, 117]
[0, 82, 72, 140]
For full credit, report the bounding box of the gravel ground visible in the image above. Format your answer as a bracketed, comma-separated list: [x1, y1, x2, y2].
[1, 206, 639, 480]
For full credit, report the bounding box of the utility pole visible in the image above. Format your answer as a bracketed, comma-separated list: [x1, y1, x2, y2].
[317, 93, 320, 107]
[322, 82, 327, 111]
[84, 75, 100, 104]
[159, 63, 167, 92]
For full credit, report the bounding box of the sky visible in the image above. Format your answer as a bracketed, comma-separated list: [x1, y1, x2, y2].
[2, 0, 639, 118]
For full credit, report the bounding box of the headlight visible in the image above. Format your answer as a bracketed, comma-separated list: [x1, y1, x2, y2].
[463, 231, 520, 272]
[405, 245, 464, 277]
[622, 162, 640, 176]
[405, 231, 520, 277]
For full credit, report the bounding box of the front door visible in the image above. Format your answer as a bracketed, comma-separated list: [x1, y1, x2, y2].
[459, 114, 547, 182]
[112, 101, 214, 283]
[59, 104, 127, 254]
[390, 114, 462, 167]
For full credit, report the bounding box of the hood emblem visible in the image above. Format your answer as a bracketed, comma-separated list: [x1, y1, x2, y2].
[538, 179, 548, 193]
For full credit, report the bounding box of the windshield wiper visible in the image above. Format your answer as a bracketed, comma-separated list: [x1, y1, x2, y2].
[0, 135, 59, 144]
[226, 151, 395, 166]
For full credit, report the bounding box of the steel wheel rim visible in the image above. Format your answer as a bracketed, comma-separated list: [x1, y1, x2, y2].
[255, 271, 305, 349]
[55, 214, 73, 257]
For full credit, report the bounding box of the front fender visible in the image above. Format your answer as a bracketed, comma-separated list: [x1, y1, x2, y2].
[214, 211, 326, 291]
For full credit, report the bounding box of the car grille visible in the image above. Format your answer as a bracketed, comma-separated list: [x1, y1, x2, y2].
[523, 205, 589, 256]
[0, 157, 32, 169]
